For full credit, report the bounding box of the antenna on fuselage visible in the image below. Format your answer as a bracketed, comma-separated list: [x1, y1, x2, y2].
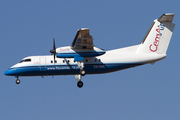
[50, 37, 56, 63]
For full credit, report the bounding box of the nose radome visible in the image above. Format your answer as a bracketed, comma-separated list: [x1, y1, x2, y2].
[4, 70, 10, 76]
[4, 69, 15, 76]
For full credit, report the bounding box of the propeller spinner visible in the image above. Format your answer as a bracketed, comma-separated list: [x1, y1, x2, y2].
[50, 37, 56, 63]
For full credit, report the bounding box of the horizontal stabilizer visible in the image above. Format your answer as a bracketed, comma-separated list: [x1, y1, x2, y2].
[158, 13, 175, 22]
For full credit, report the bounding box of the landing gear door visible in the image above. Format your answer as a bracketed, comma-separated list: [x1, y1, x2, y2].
[40, 57, 46, 71]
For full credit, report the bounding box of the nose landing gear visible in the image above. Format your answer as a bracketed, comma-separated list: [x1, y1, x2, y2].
[15, 77, 20, 84]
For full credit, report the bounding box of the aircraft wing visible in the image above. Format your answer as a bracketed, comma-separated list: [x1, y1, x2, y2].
[71, 28, 94, 50]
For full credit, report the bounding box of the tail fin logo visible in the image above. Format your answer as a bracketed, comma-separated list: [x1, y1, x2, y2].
[149, 23, 165, 52]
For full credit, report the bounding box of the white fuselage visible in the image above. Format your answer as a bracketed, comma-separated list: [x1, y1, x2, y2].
[5, 45, 166, 77]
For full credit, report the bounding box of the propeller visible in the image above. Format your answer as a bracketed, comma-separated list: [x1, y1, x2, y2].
[50, 37, 56, 63]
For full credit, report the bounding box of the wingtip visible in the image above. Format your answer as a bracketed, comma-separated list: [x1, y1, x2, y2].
[78, 28, 89, 31]
[164, 13, 175, 16]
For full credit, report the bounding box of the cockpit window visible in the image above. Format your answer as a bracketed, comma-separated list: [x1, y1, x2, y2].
[19, 60, 24, 63]
[19, 59, 31, 63]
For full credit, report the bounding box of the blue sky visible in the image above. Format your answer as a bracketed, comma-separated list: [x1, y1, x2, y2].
[1, 0, 180, 119]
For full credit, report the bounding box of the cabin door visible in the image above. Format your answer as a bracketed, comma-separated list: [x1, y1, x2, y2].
[40, 57, 46, 71]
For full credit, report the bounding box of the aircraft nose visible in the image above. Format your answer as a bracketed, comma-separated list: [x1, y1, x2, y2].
[4, 70, 11, 76]
[4, 69, 15, 76]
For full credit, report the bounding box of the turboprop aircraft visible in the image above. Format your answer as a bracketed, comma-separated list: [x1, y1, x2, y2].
[4, 13, 175, 88]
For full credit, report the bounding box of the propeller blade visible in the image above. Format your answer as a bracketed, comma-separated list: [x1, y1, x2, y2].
[53, 37, 56, 50]
[50, 37, 56, 54]
[50, 37, 56, 64]
[54, 54, 56, 63]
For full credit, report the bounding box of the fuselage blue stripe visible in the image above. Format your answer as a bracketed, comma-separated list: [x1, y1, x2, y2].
[5, 63, 144, 76]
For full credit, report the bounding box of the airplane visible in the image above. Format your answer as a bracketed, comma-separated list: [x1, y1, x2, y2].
[4, 13, 175, 88]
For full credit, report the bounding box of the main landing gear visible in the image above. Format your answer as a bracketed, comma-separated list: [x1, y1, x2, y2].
[77, 61, 86, 76]
[77, 81, 83, 88]
[15, 77, 20, 84]
[75, 61, 85, 88]
[75, 74, 83, 88]
[80, 69, 86, 76]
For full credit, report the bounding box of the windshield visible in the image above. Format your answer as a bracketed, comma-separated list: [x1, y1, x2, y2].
[19, 59, 31, 63]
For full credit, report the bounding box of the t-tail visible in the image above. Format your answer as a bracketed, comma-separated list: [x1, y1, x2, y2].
[136, 13, 175, 54]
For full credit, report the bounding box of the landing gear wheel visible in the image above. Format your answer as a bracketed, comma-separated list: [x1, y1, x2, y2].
[77, 81, 83, 88]
[80, 69, 86, 76]
[16, 79, 20, 84]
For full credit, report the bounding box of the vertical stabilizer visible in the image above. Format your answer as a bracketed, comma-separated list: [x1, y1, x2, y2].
[136, 14, 175, 54]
